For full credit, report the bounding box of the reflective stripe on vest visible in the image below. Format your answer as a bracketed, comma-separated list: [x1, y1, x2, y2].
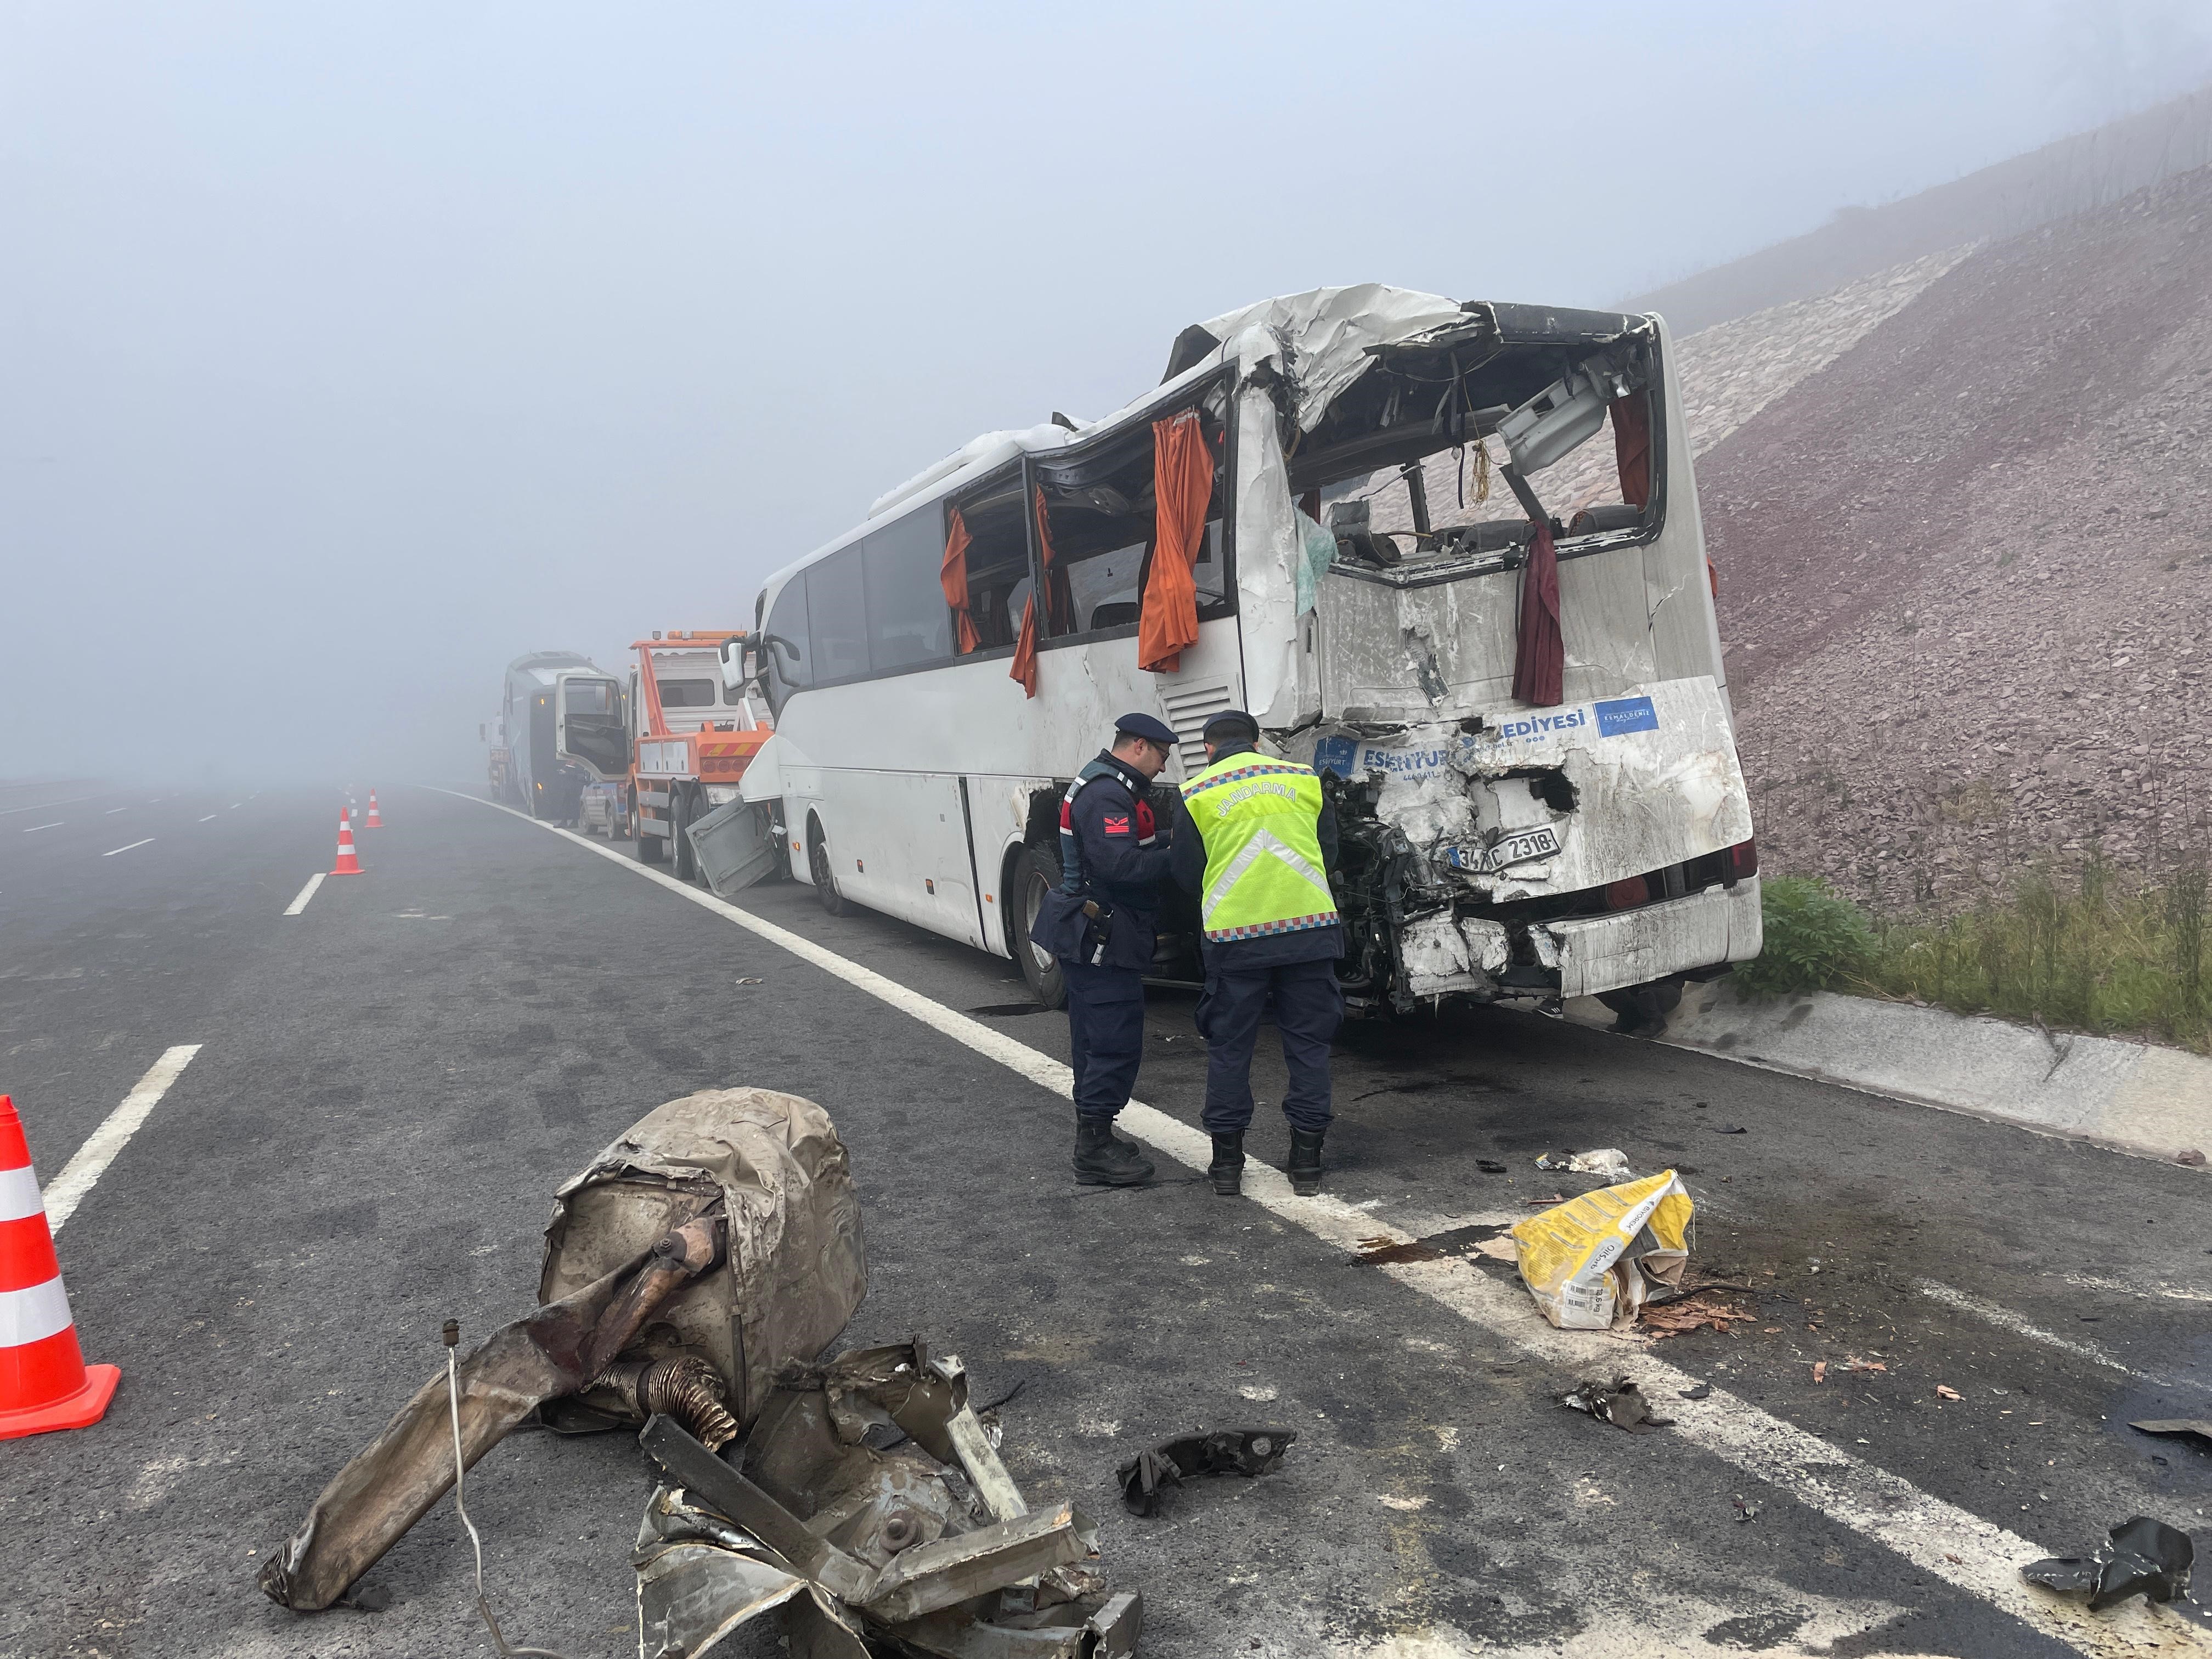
[1180, 757, 1339, 942]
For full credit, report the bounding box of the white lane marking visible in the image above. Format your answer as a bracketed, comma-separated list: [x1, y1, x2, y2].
[21, 822, 62, 833]
[2056, 1269, 2212, 1304]
[102, 838, 155, 856]
[0, 795, 95, 817]
[230, 803, 241, 810]
[1915, 1278, 2158, 1381]
[284, 873, 325, 916]
[42, 1045, 202, 1233]
[437, 788, 2202, 1658]
[199, 814, 217, 822]
[104, 806, 128, 814]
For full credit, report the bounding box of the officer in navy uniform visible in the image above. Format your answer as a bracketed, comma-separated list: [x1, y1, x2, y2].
[1029, 713, 1180, 1186]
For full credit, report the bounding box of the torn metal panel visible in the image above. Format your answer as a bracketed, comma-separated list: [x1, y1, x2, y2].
[1546, 882, 1761, 1000]
[541, 1087, 868, 1428]
[257, 1257, 645, 1612]
[264, 1090, 866, 1616]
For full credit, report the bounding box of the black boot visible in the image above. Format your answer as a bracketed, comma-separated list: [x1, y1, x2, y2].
[1074, 1116, 1154, 1186]
[1207, 1131, 1245, 1197]
[1286, 1127, 1326, 1196]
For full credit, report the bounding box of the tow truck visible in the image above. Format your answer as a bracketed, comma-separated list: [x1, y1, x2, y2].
[621, 630, 772, 881]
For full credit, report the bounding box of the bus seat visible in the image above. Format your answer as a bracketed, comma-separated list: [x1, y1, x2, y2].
[1090, 601, 1141, 630]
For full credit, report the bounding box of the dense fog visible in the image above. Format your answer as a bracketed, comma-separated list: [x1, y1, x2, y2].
[6, 1, 2210, 786]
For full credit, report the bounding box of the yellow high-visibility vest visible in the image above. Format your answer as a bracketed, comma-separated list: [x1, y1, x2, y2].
[1180, 754, 1339, 942]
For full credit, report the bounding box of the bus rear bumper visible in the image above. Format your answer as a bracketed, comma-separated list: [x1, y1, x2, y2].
[1534, 878, 1763, 1001]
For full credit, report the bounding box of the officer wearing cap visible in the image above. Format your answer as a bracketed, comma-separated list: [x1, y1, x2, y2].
[1171, 709, 1342, 1197]
[1029, 713, 1180, 1185]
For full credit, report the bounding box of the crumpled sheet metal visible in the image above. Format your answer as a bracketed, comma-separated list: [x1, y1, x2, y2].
[257, 1257, 640, 1611]
[542, 1087, 867, 1429]
[264, 1088, 864, 1615]
[637, 1342, 1142, 1658]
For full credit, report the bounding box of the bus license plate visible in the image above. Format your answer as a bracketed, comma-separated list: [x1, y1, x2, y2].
[1481, 824, 1560, 872]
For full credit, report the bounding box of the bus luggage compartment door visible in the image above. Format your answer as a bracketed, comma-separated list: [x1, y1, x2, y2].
[686, 798, 781, 897]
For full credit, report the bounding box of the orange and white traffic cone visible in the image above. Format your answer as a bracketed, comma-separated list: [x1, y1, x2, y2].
[331, 809, 364, 876]
[0, 1095, 120, 1440]
[364, 791, 383, 830]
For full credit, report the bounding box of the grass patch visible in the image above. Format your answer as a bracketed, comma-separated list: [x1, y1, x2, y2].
[1744, 857, 2211, 1055]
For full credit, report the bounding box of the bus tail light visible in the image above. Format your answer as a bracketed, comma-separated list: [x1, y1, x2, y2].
[1603, 876, 1648, 910]
[1722, 837, 1759, 883]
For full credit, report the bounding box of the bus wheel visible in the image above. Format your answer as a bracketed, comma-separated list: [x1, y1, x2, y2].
[807, 817, 849, 917]
[670, 787, 698, 882]
[1017, 845, 1067, 1010]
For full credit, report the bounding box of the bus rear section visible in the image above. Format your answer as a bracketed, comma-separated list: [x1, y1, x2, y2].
[1262, 298, 1760, 1019]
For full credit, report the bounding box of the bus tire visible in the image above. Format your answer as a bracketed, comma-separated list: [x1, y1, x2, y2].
[1015, 844, 1066, 1010]
[807, 815, 849, 917]
[670, 786, 698, 882]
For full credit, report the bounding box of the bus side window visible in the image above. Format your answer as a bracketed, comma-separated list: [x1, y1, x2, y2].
[763, 577, 812, 713]
[806, 549, 869, 681]
[949, 465, 1029, 652]
[860, 509, 951, 672]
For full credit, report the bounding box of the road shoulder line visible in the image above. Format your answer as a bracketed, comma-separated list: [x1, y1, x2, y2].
[42, 1045, 202, 1233]
[430, 786, 2202, 1658]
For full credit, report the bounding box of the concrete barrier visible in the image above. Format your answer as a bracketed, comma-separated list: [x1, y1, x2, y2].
[1564, 980, 2212, 1165]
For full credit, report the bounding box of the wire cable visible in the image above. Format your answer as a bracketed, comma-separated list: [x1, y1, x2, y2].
[445, 1321, 573, 1659]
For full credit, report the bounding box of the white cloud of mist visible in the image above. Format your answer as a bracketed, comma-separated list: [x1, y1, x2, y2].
[3, 1, 2207, 786]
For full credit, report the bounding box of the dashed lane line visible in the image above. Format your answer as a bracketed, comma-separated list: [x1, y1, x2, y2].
[104, 806, 129, 815]
[199, 814, 217, 823]
[102, 838, 155, 857]
[283, 873, 325, 916]
[21, 822, 62, 833]
[41, 1045, 202, 1233]
[0, 796, 94, 817]
[435, 787, 2204, 1657]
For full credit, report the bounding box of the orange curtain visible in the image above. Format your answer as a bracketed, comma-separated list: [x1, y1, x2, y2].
[1138, 411, 1210, 674]
[1010, 594, 1039, 696]
[940, 507, 980, 654]
[1033, 486, 1073, 634]
[1511, 521, 1564, 707]
[1611, 394, 1651, 510]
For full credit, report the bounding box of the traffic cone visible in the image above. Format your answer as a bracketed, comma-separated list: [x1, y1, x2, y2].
[331, 809, 364, 876]
[364, 791, 383, 830]
[0, 1096, 120, 1440]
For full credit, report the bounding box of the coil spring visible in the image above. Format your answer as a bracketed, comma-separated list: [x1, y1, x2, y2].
[606, 1355, 740, 1452]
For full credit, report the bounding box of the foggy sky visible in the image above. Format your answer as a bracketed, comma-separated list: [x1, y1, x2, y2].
[7, 2, 2211, 785]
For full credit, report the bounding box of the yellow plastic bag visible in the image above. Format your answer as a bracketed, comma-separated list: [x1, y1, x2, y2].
[1510, 1170, 1692, 1330]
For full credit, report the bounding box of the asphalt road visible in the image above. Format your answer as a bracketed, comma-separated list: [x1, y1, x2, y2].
[2, 781, 2207, 1659]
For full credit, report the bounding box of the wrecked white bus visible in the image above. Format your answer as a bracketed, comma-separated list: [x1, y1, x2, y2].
[731, 285, 1759, 1026]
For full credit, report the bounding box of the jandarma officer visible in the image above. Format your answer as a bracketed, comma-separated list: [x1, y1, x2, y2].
[1028, 712, 1179, 1186]
[1171, 709, 1343, 1197]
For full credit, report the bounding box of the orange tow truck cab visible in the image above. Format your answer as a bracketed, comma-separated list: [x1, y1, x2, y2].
[625, 630, 771, 879]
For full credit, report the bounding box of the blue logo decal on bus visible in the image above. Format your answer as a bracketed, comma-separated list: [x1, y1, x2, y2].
[1594, 695, 1659, 737]
[1495, 708, 1587, 741]
[1312, 736, 1358, 778]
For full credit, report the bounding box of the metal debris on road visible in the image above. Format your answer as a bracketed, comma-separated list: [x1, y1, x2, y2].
[1678, 1383, 1712, 1401]
[1535, 1148, 1632, 1179]
[640, 1338, 1142, 1657]
[1509, 1170, 1693, 1330]
[1116, 1429, 1296, 1517]
[2021, 1516, 2193, 1611]
[2130, 1419, 2212, 1453]
[1731, 1496, 1759, 1523]
[1475, 1159, 1509, 1175]
[258, 1087, 867, 1614]
[1558, 1378, 1672, 1435]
